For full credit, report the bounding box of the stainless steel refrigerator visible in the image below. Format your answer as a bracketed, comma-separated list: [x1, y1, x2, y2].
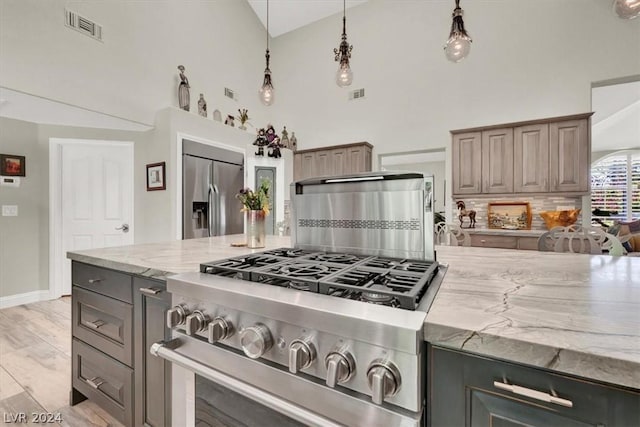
[183, 139, 244, 239]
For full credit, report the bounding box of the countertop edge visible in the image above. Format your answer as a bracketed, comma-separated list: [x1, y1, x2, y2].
[67, 252, 175, 280]
[424, 321, 640, 390]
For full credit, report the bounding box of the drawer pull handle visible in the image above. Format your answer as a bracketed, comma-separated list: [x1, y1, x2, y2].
[140, 287, 162, 295]
[493, 381, 573, 408]
[86, 377, 105, 389]
[88, 279, 102, 284]
[86, 319, 105, 329]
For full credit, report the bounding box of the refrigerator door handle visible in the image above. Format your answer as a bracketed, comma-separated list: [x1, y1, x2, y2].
[212, 184, 220, 235]
[207, 184, 214, 237]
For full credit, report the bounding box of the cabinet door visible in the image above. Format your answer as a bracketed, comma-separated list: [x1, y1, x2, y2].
[300, 152, 316, 179]
[315, 150, 331, 177]
[514, 124, 549, 193]
[332, 148, 348, 176]
[293, 153, 302, 182]
[347, 146, 365, 173]
[482, 128, 513, 193]
[134, 278, 171, 427]
[452, 132, 482, 195]
[549, 119, 589, 193]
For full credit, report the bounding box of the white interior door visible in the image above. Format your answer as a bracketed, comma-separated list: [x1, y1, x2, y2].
[60, 142, 134, 295]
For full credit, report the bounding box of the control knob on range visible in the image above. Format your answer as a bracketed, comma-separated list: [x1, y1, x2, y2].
[288, 339, 316, 374]
[366, 359, 402, 405]
[325, 350, 355, 388]
[208, 317, 233, 343]
[239, 323, 273, 359]
[185, 310, 209, 336]
[166, 305, 189, 328]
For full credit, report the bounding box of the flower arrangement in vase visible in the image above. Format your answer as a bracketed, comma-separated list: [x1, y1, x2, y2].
[236, 179, 270, 248]
[237, 108, 250, 130]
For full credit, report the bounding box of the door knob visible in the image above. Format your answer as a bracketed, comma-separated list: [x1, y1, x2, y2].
[115, 224, 129, 233]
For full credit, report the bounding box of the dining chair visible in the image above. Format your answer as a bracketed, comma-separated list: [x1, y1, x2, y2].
[435, 223, 471, 247]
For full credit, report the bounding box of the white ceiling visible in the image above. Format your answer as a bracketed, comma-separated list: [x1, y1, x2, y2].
[247, 0, 368, 38]
[0, 88, 153, 132]
[592, 80, 640, 152]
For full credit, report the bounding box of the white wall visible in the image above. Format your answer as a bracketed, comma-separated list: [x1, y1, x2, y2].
[0, 0, 273, 127]
[271, 0, 640, 154]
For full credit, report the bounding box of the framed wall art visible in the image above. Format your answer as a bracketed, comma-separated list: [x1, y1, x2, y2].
[146, 162, 166, 191]
[0, 154, 25, 176]
[488, 202, 532, 230]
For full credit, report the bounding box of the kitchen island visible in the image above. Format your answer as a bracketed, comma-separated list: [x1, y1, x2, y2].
[68, 235, 639, 425]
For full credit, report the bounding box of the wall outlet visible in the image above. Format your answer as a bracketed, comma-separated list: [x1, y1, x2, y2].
[2, 205, 18, 216]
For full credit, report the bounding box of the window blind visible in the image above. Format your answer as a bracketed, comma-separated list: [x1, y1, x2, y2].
[591, 152, 640, 222]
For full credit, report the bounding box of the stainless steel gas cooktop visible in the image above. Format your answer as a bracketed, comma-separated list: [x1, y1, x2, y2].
[200, 247, 440, 311]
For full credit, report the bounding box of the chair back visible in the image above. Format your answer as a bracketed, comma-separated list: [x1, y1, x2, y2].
[435, 223, 471, 247]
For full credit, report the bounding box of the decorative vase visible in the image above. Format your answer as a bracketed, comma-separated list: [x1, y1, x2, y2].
[246, 210, 266, 248]
[239, 123, 247, 131]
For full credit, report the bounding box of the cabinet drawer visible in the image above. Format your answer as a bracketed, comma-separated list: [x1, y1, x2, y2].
[430, 346, 640, 426]
[517, 236, 539, 250]
[72, 287, 133, 366]
[470, 234, 518, 249]
[72, 338, 133, 427]
[72, 262, 133, 303]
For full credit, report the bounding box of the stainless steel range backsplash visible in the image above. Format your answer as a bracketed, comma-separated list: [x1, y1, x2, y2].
[454, 195, 583, 229]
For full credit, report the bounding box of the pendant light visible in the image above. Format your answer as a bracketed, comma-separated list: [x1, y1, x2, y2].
[259, 0, 274, 106]
[334, 0, 354, 87]
[613, 0, 640, 19]
[444, 0, 472, 63]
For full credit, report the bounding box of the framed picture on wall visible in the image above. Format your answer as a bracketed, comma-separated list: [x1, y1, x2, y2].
[488, 202, 532, 230]
[146, 162, 166, 191]
[0, 154, 26, 176]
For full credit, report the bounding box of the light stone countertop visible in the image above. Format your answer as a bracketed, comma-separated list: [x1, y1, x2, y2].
[430, 245, 640, 389]
[464, 228, 547, 237]
[67, 235, 292, 280]
[68, 236, 640, 389]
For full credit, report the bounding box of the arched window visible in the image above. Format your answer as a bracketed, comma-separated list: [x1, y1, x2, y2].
[591, 151, 640, 225]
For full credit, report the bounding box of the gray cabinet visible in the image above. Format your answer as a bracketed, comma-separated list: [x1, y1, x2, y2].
[135, 278, 171, 427]
[452, 113, 592, 197]
[293, 142, 372, 181]
[71, 262, 171, 427]
[428, 345, 640, 427]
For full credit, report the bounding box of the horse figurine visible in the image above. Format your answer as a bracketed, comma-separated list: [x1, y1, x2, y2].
[457, 201, 476, 228]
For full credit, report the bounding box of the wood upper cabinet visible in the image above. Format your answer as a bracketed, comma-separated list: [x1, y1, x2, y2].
[482, 128, 513, 193]
[293, 142, 372, 181]
[452, 132, 482, 195]
[550, 119, 589, 192]
[514, 124, 550, 193]
[452, 113, 592, 196]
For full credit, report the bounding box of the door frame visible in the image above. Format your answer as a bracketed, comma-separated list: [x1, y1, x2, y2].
[49, 138, 134, 299]
[175, 132, 245, 240]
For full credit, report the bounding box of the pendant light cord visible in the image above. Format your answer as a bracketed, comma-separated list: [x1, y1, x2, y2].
[342, 0, 346, 36]
[266, 0, 269, 51]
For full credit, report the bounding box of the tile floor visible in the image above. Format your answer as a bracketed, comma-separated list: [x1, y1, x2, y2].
[0, 297, 123, 426]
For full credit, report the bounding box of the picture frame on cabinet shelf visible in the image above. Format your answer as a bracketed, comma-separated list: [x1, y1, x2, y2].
[488, 202, 531, 230]
[146, 162, 166, 191]
[0, 154, 25, 176]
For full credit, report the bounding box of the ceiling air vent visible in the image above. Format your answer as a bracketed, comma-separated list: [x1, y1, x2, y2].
[349, 88, 365, 100]
[224, 88, 236, 100]
[65, 9, 103, 41]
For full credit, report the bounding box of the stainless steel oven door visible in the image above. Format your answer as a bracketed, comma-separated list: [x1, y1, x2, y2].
[152, 337, 423, 427]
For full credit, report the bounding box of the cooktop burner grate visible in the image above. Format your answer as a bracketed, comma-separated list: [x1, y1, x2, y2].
[200, 254, 286, 280]
[359, 257, 435, 274]
[251, 260, 346, 292]
[302, 252, 370, 265]
[261, 248, 316, 258]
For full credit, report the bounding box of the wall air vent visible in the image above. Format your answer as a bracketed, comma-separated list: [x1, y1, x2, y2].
[349, 88, 365, 100]
[224, 88, 236, 100]
[65, 9, 103, 41]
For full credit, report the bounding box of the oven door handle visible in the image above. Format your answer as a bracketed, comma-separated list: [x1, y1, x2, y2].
[150, 339, 342, 427]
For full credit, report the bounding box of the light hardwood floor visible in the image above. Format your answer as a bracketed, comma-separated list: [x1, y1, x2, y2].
[0, 297, 123, 426]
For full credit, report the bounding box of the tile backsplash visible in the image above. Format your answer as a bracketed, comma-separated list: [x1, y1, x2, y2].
[453, 196, 583, 230]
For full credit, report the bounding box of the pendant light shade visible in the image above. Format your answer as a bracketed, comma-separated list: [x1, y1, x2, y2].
[444, 0, 472, 63]
[259, 0, 274, 106]
[334, 0, 354, 87]
[613, 0, 640, 19]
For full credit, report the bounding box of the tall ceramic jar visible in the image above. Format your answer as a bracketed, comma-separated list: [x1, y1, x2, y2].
[246, 210, 266, 248]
